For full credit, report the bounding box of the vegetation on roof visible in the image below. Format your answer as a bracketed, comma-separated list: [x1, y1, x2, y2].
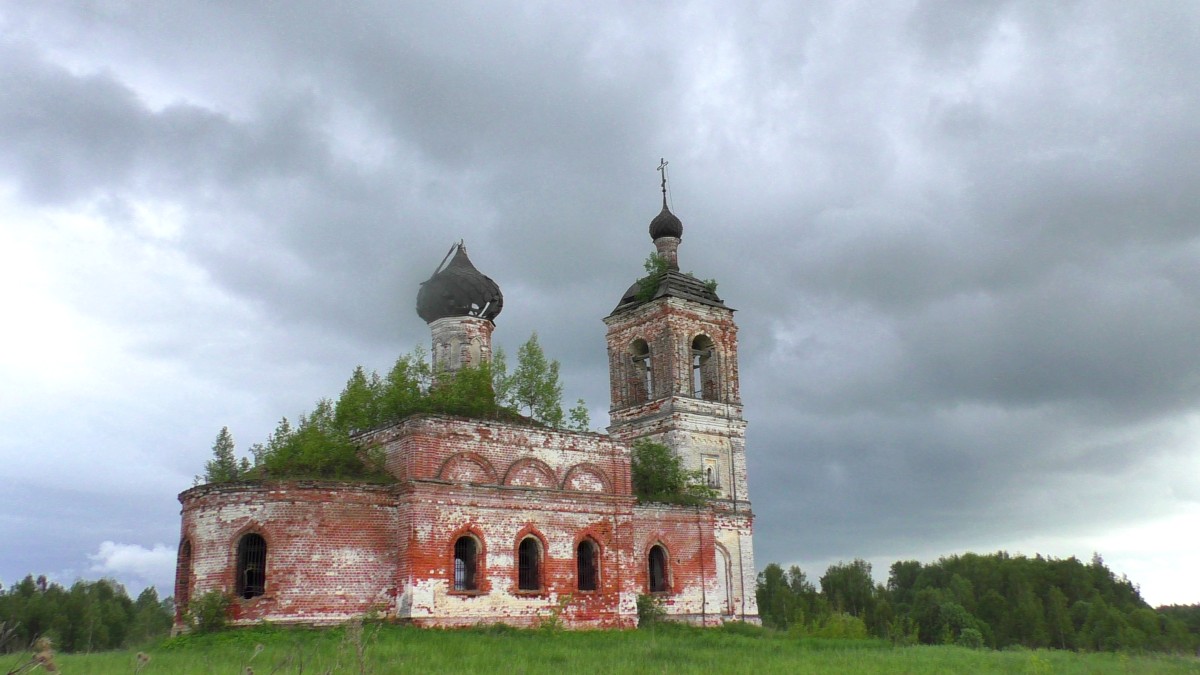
[633, 253, 719, 304]
[634, 253, 671, 302]
[200, 335, 589, 484]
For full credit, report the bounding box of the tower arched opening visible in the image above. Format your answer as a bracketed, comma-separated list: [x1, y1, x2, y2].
[691, 335, 718, 401]
[631, 339, 652, 403]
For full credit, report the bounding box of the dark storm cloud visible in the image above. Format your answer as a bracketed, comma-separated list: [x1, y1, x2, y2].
[2, 1, 1199, 601]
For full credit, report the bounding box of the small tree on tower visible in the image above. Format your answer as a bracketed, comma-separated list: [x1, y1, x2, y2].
[506, 332, 564, 427]
[203, 426, 240, 483]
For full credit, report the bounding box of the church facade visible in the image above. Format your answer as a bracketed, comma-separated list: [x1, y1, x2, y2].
[174, 195, 759, 629]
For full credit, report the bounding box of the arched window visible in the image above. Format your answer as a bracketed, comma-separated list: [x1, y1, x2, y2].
[648, 544, 669, 593]
[518, 537, 542, 591]
[468, 337, 484, 367]
[453, 536, 480, 591]
[702, 456, 720, 489]
[577, 539, 599, 591]
[236, 533, 266, 599]
[631, 339, 652, 403]
[176, 539, 192, 613]
[691, 335, 717, 400]
[715, 545, 733, 615]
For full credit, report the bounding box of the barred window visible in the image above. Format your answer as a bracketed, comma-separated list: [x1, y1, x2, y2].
[648, 545, 669, 593]
[577, 540, 598, 591]
[454, 536, 479, 591]
[236, 533, 266, 599]
[518, 537, 542, 591]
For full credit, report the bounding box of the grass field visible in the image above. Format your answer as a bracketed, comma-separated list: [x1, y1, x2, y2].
[16, 623, 1200, 674]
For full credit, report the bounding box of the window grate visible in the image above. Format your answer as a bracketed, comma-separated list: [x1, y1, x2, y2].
[577, 540, 598, 591]
[236, 534, 266, 599]
[454, 537, 478, 591]
[518, 538, 541, 591]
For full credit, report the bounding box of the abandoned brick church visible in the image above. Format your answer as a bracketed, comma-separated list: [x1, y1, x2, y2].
[174, 191, 760, 629]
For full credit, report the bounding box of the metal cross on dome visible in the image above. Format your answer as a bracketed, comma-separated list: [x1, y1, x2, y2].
[657, 158, 669, 203]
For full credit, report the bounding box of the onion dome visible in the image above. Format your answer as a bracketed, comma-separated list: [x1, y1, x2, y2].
[416, 243, 503, 323]
[648, 198, 683, 240]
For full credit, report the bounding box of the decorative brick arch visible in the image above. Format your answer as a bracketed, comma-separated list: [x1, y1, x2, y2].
[447, 523, 489, 594]
[502, 457, 557, 489]
[438, 451, 498, 485]
[561, 463, 612, 493]
[573, 525, 609, 550]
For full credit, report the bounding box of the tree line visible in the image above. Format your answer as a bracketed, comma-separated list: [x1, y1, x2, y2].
[0, 575, 172, 653]
[202, 333, 589, 482]
[756, 552, 1199, 652]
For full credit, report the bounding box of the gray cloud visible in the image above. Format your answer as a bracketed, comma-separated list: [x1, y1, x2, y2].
[2, 0, 1199, 605]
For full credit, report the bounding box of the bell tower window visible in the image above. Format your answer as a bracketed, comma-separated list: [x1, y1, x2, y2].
[691, 335, 718, 401]
[631, 339, 652, 403]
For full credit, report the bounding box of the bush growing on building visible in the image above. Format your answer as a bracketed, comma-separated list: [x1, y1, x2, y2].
[185, 591, 231, 634]
[566, 398, 590, 432]
[635, 254, 669, 302]
[494, 332, 564, 427]
[636, 593, 665, 627]
[630, 439, 716, 506]
[203, 339, 588, 482]
[202, 427, 240, 483]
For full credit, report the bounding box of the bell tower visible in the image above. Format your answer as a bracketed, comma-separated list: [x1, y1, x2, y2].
[604, 163, 758, 620]
[605, 168, 748, 503]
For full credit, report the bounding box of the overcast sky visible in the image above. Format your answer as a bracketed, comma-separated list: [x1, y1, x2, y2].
[1, 1, 1198, 607]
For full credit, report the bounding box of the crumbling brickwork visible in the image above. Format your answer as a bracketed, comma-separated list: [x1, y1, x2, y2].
[175, 205, 760, 629]
[605, 282, 759, 623]
[429, 316, 494, 374]
[175, 414, 746, 628]
[176, 482, 397, 626]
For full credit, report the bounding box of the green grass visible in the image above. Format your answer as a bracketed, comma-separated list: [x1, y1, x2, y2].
[17, 623, 1200, 674]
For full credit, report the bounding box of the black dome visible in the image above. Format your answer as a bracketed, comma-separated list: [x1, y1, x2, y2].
[416, 244, 503, 323]
[649, 204, 683, 240]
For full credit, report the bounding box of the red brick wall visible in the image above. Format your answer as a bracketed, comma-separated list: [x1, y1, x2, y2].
[177, 482, 397, 627]
[359, 415, 631, 497]
[605, 297, 741, 414]
[175, 417, 741, 629]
